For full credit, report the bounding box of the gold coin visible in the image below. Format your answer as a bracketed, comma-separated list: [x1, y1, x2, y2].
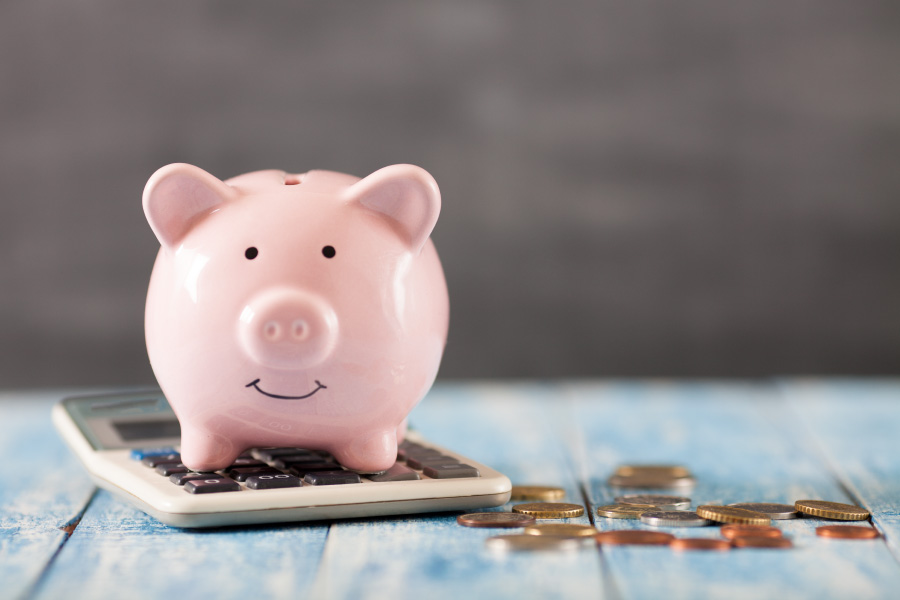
[485, 534, 582, 552]
[512, 502, 585, 519]
[696, 505, 771, 525]
[509, 485, 566, 501]
[456, 512, 536, 528]
[614, 465, 692, 478]
[596, 503, 659, 519]
[523, 523, 598, 538]
[794, 500, 870, 521]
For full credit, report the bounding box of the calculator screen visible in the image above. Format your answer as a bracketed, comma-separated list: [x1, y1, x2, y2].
[112, 419, 181, 441]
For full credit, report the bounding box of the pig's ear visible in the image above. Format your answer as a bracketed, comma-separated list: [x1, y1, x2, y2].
[344, 165, 441, 253]
[143, 163, 235, 249]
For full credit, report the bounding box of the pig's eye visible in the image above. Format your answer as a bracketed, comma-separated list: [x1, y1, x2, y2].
[322, 245, 336, 259]
[245, 247, 259, 260]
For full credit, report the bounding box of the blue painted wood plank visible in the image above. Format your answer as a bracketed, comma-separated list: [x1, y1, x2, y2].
[782, 379, 900, 565]
[0, 391, 96, 600]
[565, 381, 900, 600]
[307, 382, 605, 600]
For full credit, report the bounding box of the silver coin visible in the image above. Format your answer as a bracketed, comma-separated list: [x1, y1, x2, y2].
[640, 511, 711, 527]
[615, 494, 691, 511]
[608, 474, 697, 490]
[484, 534, 584, 552]
[728, 502, 799, 520]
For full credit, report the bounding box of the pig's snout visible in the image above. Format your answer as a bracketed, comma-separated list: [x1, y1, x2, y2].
[239, 288, 338, 369]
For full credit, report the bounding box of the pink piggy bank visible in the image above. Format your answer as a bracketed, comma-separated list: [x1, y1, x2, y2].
[143, 163, 449, 472]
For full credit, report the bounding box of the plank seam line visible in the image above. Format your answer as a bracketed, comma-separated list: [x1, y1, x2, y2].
[20, 488, 98, 600]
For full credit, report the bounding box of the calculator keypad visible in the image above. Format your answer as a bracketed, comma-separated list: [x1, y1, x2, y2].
[136, 440, 480, 493]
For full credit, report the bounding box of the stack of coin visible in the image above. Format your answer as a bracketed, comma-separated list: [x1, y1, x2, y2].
[608, 464, 696, 490]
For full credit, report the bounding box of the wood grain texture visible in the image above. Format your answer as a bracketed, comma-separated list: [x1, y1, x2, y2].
[564, 381, 900, 600]
[0, 391, 95, 600]
[5, 381, 900, 600]
[782, 379, 900, 565]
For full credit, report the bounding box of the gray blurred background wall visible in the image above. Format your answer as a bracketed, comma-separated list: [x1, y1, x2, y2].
[1, 1, 898, 388]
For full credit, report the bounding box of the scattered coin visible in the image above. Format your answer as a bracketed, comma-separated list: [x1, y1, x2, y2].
[595, 530, 675, 546]
[608, 474, 697, 490]
[512, 502, 585, 519]
[614, 465, 692, 478]
[616, 494, 691, 511]
[523, 523, 598, 538]
[728, 503, 798, 520]
[720, 524, 783, 540]
[816, 525, 879, 540]
[670, 538, 732, 551]
[485, 534, 582, 552]
[731, 536, 793, 549]
[510, 485, 566, 501]
[597, 503, 659, 519]
[457, 512, 537, 528]
[640, 511, 711, 528]
[696, 505, 771, 525]
[794, 500, 870, 521]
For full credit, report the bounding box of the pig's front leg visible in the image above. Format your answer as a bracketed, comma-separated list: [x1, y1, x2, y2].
[179, 424, 240, 472]
[331, 429, 398, 473]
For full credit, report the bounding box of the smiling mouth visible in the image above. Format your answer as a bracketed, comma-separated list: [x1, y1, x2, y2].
[246, 378, 327, 400]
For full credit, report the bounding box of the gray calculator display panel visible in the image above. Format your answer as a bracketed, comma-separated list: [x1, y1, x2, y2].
[62, 390, 181, 450]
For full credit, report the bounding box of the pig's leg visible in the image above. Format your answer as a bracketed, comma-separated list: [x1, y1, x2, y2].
[332, 429, 398, 473]
[179, 424, 240, 472]
[396, 418, 408, 444]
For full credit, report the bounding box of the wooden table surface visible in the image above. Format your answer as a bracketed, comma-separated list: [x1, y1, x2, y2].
[4, 380, 900, 600]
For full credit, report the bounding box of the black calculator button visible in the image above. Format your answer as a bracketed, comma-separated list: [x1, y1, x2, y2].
[254, 447, 306, 460]
[245, 473, 302, 490]
[229, 466, 283, 482]
[170, 472, 219, 486]
[423, 464, 480, 479]
[303, 471, 362, 485]
[155, 463, 190, 476]
[366, 463, 420, 482]
[141, 453, 181, 468]
[184, 478, 241, 494]
[225, 458, 267, 471]
[406, 455, 460, 470]
[274, 454, 329, 469]
[288, 462, 342, 476]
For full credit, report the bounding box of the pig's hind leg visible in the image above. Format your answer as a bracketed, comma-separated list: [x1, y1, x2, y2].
[178, 425, 241, 472]
[331, 429, 398, 474]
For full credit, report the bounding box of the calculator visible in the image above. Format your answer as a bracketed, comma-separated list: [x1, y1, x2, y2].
[52, 389, 512, 528]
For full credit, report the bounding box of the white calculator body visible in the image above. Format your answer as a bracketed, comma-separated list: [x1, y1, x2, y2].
[53, 390, 511, 528]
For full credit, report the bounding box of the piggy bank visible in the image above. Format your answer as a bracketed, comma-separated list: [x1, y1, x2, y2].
[143, 163, 449, 472]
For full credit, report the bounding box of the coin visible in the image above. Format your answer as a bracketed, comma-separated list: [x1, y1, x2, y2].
[670, 538, 731, 551]
[523, 523, 598, 538]
[616, 494, 691, 511]
[816, 525, 879, 540]
[607, 474, 697, 490]
[485, 534, 582, 552]
[595, 530, 675, 546]
[794, 500, 870, 521]
[732, 536, 793, 549]
[720, 524, 783, 540]
[512, 503, 585, 519]
[596, 503, 659, 519]
[457, 512, 537, 528]
[640, 511, 711, 527]
[728, 503, 798, 520]
[696, 505, 771, 525]
[510, 485, 566, 501]
[614, 465, 692, 478]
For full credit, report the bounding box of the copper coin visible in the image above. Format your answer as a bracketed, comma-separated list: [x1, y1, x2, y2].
[670, 538, 732, 551]
[732, 536, 793, 549]
[595, 530, 675, 546]
[457, 512, 536, 528]
[816, 525, 880, 540]
[720, 524, 783, 540]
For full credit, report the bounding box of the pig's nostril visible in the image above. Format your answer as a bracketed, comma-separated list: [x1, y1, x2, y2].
[291, 319, 309, 340]
[263, 321, 282, 341]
